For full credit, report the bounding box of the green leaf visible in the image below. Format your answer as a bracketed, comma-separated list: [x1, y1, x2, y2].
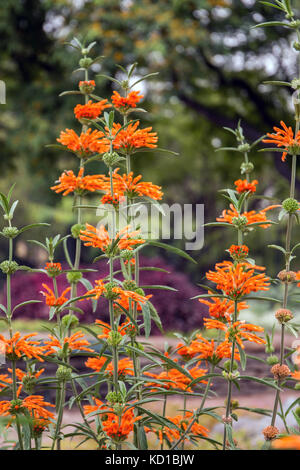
[141, 302, 151, 338]
[18, 223, 50, 234]
[147, 240, 197, 264]
[12, 300, 42, 314]
[237, 342, 247, 371]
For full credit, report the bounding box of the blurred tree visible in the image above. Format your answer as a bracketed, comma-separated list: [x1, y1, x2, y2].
[0, 0, 298, 275]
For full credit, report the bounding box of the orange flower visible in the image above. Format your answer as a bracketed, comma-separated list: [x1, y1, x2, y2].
[217, 203, 278, 228]
[0, 395, 54, 422]
[263, 121, 300, 161]
[95, 319, 134, 339]
[0, 332, 45, 362]
[178, 335, 240, 363]
[106, 358, 134, 378]
[8, 368, 45, 397]
[204, 317, 266, 349]
[57, 128, 109, 157]
[41, 284, 71, 307]
[85, 356, 134, 377]
[291, 371, 300, 380]
[51, 167, 106, 196]
[79, 223, 145, 253]
[0, 374, 12, 389]
[273, 435, 300, 450]
[198, 292, 248, 319]
[102, 168, 163, 201]
[111, 121, 158, 153]
[228, 244, 249, 261]
[45, 262, 62, 277]
[145, 365, 207, 392]
[296, 271, 300, 287]
[44, 331, 93, 355]
[146, 412, 208, 445]
[234, 179, 258, 193]
[74, 100, 111, 120]
[84, 399, 140, 442]
[111, 90, 143, 110]
[82, 279, 149, 307]
[206, 261, 270, 299]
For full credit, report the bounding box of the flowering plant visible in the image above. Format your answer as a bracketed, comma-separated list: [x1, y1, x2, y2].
[0, 0, 299, 452]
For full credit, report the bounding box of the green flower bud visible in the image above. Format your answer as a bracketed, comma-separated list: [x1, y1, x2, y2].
[2, 226, 19, 238]
[294, 406, 300, 418]
[238, 143, 250, 153]
[240, 162, 254, 175]
[265, 345, 275, 354]
[104, 282, 120, 300]
[231, 400, 239, 410]
[81, 48, 89, 55]
[9, 399, 24, 415]
[22, 375, 37, 395]
[56, 365, 72, 382]
[107, 331, 123, 347]
[120, 249, 134, 261]
[71, 223, 86, 239]
[113, 403, 123, 415]
[290, 20, 300, 29]
[293, 42, 300, 51]
[135, 287, 145, 297]
[67, 271, 83, 284]
[266, 355, 279, 365]
[282, 198, 299, 214]
[0, 260, 19, 274]
[122, 280, 137, 291]
[294, 383, 300, 391]
[79, 57, 93, 68]
[292, 78, 300, 90]
[102, 152, 123, 168]
[224, 360, 239, 372]
[62, 314, 79, 330]
[106, 391, 123, 404]
[232, 215, 248, 229]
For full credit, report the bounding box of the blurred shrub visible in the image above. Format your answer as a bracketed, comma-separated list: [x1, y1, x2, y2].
[0, 256, 206, 334]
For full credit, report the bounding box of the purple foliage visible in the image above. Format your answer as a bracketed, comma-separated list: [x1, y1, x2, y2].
[0, 256, 207, 333]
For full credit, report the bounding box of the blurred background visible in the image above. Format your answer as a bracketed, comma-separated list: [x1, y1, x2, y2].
[0, 0, 299, 331]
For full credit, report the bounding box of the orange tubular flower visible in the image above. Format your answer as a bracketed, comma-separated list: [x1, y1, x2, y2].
[95, 319, 134, 339]
[102, 168, 163, 201]
[145, 365, 207, 393]
[45, 262, 62, 277]
[8, 368, 45, 397]
[57, 128, 109, 157]
[0, 395, 55, 421]
[41, 284, 71, 307]
[111, 121, 158, 153]
[82, 279, 149, 308]
[206, 261, 270, 299]
[106, 358, 134, 378]
[273, 435, 300, 450]
[0, 374, 12, 389]
[51, 167, 106, 196]
[111, 90, 143, 110]
[84, 399, 140, 442]
[146, 412, 208, 445]
[234, 179, 258, 193]
[296, 271, 300, 287]
[74, 100, 111, 120]
[217, 203, 279, 229]
[204, 317, 266, 349]
[263, 121, 300, 162]
[79, 223, 145, 253]
[85, 356, 134, 377]
[0, 332, 45, 362]
[180, 335, 240, 363]
[198, 292, 248, 319]
[44, 331, 93, 356]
